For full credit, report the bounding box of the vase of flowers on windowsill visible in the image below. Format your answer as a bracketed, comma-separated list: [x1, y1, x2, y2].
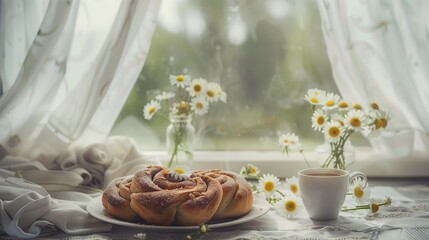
[279, 88, 392, 170]
[302, 89, 391, 170]
[143, 74, 227, 169]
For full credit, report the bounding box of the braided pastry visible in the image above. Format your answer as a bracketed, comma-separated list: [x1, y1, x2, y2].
[102, 165, 253, 226]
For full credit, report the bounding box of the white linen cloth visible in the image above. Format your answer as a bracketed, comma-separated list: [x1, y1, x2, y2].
[0, 136, 161, 239]
[42, 184, 429, 240]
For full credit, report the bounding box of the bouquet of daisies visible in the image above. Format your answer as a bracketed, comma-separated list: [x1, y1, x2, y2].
[304, 88, 390, 169]
[143, 74, 227, 168]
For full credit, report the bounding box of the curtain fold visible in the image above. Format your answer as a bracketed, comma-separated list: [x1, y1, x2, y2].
[318, 0, 429, 154]
[0, 0, 162, 160]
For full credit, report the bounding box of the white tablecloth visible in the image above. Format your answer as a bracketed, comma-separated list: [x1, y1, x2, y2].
[4, 180, 426, 240]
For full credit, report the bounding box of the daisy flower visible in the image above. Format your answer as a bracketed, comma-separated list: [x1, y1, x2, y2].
[368, 110, 390, 131]
[155, 91, 175, 101]
[217, 87, 227, 103]
[322, 92, 341, 110]
[239, 164, 260, 178]
[368, 198, 380, 215]
[370, 102, 379, 110]
[275, 192, 305, 218]
[304, 88, 325, 105]
[311, 109, 327, 131]
[258, 173, 280, 197]
[337, 100, 350, 111]
[279, 133, 301, 156]
[177, 101, 191, 115]
[205, 82, 220, 102]
[143, 100, 161, 120]
[168, 169, 189, 181]
[324, 120, 343, 142]
[345, 109, 368, 132]
[352, 103, 363, 110]
[284, 176, 299, 195]
[186, 78, 207, 96]
[278, 133, 301, 149]
[350, 178, 371, 205]
[169, 74, 190, 88]
[190, 96, 209, 116]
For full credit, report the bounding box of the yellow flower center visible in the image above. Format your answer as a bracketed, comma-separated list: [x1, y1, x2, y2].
[371, 203, 379, 213]
[326, 100, 335, 107]
[284, 139, 289, 143]
[250, 167, 257, 174]
[375, 119, 384, 129]
[381, 118, 388, 128]
[352, 104, 362, 110]
[350, 117, 361, 128]
[193, 84, 202, 92]
[174, 167, 185, 174]
[264, 181, 274, 192]
[354, 186, 364, 198]
[285, 200, 297, 212]
[148, 107, 156, 114]
[196, 102, 204, 109]
[317, 116, 324, 125]
[328, 127, 340, 138]
[310, 97, 319, 104]
[371, 102, 379, 110]
[290, 184, 298, 194]
[207, 90, 215, 97]
[337, 120, 345, 126]
[180, 102, 189, 110]
[338, 101, 348, 108]
[176, 75, 184, 82]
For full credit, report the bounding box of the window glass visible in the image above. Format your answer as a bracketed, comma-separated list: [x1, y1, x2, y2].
[111, 0, 370, 151]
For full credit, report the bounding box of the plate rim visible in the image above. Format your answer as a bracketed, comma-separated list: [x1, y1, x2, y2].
[87, 194, 270, 231]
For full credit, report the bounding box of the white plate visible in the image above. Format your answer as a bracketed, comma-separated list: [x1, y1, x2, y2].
[87, 195, 270, 232]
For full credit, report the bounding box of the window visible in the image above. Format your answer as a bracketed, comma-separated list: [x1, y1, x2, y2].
[111, 0, 370, 152]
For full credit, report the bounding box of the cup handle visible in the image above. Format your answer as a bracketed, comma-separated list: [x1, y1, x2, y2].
[349, 171, 368, 189]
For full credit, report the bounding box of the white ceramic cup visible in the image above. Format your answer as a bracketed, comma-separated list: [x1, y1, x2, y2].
[298, 168, 367, 221]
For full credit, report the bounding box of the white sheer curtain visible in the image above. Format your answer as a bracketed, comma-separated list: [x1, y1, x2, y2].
[0, 0, 161, 160]
[318, 0, 429, 155]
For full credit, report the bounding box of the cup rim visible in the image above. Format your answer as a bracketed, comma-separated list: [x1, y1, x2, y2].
[298, 168, 349, 178]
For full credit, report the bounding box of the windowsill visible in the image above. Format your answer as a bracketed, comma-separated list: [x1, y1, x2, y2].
[141, 147, 429, 178]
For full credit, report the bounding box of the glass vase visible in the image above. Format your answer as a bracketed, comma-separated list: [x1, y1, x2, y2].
[315, 140, 355, 170]
[166, 114, 195, 169]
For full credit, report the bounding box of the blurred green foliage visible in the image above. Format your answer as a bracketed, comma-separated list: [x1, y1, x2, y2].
[113, 0, 369, 150]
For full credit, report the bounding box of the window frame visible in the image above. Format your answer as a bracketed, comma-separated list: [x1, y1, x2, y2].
[141, 148, 429, 178]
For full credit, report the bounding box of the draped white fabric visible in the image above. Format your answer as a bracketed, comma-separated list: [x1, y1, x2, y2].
[0, 0, 161, 161]
[0, 0, 163, 238]
[0, 136, 161, 238]
[318, 0, 429, 154]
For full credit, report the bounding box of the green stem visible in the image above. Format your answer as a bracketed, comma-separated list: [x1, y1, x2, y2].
[168, 140, 179, 168]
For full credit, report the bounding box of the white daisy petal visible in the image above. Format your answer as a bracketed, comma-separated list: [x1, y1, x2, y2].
[186, 78, 207, 96]
[311, 109, 327, 131]
[155, 91, 175, 101]
[350, 178, 371, 205]
[345, 109, 368, 132]
[278, 133, 301, 149]
[322, 92, 341, 110]
[169, 74, 191, 88]
[258, 173, 280, 197]
[304, 88, 326, 105]
[323, 120, 343, 142]
[275, 192, 305, 218]
[190, 96, 209, 116]
[284, 176, 299, 195]
[143, 100, 161, 120]
[205, 82, 220, 102]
